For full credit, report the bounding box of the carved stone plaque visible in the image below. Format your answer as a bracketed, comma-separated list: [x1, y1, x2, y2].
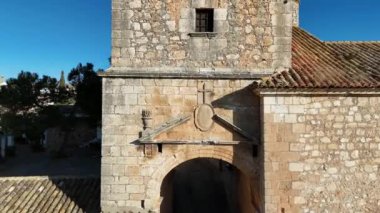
[195, 82, 215, 132]
[194, 104, 215, 132]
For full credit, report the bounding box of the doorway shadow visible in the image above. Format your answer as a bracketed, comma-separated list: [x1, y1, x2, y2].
[161, 158, 255, 213]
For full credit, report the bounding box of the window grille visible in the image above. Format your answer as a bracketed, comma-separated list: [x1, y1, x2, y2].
[196, 9, 214, 32]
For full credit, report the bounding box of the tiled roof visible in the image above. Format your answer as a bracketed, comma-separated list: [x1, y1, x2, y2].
[253, 27, 380, 89]
[0, 176, 100, 212]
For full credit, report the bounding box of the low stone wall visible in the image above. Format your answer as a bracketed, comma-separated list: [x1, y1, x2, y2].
[262, 94, 380, 212]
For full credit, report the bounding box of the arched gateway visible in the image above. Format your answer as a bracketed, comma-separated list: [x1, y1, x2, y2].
[144, 146, 261, 212]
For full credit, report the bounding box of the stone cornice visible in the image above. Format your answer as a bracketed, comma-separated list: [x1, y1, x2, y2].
[99, 67, 272, 80]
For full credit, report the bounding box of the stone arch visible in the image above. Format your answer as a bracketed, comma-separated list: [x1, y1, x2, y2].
[145, 146, 258, 212]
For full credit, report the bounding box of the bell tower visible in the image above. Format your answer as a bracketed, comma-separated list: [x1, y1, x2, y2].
[109, 0, 294, 73]
[100, 0, 296, 212]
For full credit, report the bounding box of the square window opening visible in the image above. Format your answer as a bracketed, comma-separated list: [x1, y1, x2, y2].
[196, 9, 214, 32]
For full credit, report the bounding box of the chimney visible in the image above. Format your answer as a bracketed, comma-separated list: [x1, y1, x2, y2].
[292, 0, 300, 27]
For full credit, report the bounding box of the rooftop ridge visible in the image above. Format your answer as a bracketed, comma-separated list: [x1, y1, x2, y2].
[324, 41, 380, 43]
[293, 26, 322, 43]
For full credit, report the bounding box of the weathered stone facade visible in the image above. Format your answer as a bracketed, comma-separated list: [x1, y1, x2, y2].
[101, 78, 262, 212]
[261, 93, 380, 212]
[111, 0, 294, 72]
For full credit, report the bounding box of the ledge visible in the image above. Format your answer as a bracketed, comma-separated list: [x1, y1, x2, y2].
[188, 32, 218, 38]
[99, 71, 269, 80]
[99, 67, 273, 80]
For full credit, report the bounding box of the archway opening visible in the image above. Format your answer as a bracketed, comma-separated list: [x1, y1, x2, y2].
[160, 158, 256, 213]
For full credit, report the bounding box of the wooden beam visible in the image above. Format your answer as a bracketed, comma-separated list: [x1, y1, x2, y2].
[139, 114, 191, 142]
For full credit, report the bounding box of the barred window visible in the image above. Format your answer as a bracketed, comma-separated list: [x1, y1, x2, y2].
[196, 9, 214, 32]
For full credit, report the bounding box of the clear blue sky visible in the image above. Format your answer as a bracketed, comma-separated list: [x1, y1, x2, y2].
[300, 0, 380, 41]
[0, 0, 379, 79]
[0, 0, 111, 79]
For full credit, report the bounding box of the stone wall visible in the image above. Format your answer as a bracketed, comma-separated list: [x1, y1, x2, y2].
[111, 0, 293, 71]
[292, 0, 299, 26]
[262, 94, 380, 212]
[101, 77, 261, 212]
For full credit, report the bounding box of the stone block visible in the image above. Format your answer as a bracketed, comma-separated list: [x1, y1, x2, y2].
[126, 166, 140, 176]
[129, 177, 144, 185]
[102, 165, 112, 176]
[169, 51, 186, 60]
[284, 114, 297, 123]
[113, 164, 125, 176]
[112, 185, 126, 193]
[180, 8, 194, 19]
[130, 193, 145, 201]
[289, 105, 304, 113]
[214, 8, 227, 20]
[102, 176, 115, 185]
[289, 163, 304, 172]
[110, 146, 121, 157]
[109, 193, 130, 201]
[192, 0, 207, 8]
[129, 0, 141, 8]
[210, 38, 227, 50]
[179, 19, 192, 33]
[289, 143, 304, 152]
[292, 181, 305, 190]
[142, 23, 151, 30]
[264, 97, 276, 105]
[166, 21, 176, 31]
[215, 20, 229, 33]
[125, 94, 138, 105]
[126, 185, 144, 193]
[271, 105, 288, 114]
[271, 14, 293, 27]
[292, 124, 305, 133]
[294, 196, 306, 204]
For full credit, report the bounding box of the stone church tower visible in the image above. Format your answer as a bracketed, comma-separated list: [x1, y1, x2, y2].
[100, 0, 298, 212]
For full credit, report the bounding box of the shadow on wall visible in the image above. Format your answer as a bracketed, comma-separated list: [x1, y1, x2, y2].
[212, 87, 261, 142]
[212, 86, 264, 212]
[213, 86, 264, 212]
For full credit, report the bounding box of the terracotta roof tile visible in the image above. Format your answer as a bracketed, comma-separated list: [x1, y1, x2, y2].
[254, 27, 380, 89]
[0, 176, 100, 212]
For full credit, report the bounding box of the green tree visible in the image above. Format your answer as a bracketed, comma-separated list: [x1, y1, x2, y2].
[68, 63, 103, 125]
[0, 71, 73, 139]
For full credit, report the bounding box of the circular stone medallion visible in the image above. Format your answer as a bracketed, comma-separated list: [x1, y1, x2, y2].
[194, 104, 215, 132]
